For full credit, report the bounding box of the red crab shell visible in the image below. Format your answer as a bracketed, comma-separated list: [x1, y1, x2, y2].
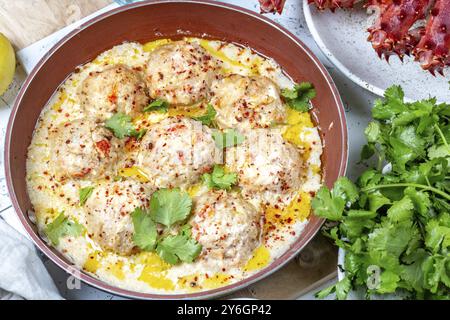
[307, 0, 359, 11]
[413, 0, 450, 75]
[258, 0, 286, 14]
[366, 0, 431, 60]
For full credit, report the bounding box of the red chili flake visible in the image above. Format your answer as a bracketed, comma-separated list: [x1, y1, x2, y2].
[96, 139, 111, 156]
[73, 167, 91, 178]
[108, 90, 118, 104]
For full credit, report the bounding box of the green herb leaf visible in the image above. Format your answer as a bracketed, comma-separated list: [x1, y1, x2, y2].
[131, 207, 157, 251]
[143, 99, 169, 113]
[156, 233, 202, 265]
[192, 104, 217, 126]
[105, 112, 145, 139]
[376, 270, 400, 294]
[331, 177, 359, 205]
[150, 188, 192, 227]
[45, 213, 84, 246]
[387, 196, 414, 222]
[212, 129, 245, 149]
[311, 186, 346, 221]
[314, 85, 450, 300]
[281, 82, 316, 112]
[79, 186, 94, 206]
[202, 165, 237, 190]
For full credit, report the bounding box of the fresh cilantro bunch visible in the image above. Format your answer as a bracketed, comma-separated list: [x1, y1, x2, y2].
[312, 86, 450, 300]
[131, 188, 202, 265]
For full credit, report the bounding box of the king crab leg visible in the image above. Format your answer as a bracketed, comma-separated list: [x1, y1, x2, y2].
[258, 0, 286, 14]
[413, 0, 450, 75]
[366, 0, 432, 60]
[307, 0, 361, 11]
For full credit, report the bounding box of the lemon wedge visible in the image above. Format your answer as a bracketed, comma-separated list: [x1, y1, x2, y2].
[0, 33, 15, 96]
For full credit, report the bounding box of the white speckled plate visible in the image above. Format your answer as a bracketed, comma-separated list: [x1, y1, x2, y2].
[303, 1, 450, 102]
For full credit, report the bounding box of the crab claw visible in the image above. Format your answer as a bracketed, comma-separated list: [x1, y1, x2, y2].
[259, 0, 286, 14]
[413, 0, 450, 75]
[307, 0, 359, 11]
[366, 0, 431, 60]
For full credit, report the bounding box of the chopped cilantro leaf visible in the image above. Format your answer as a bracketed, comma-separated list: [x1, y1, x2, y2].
[79, 186, 94, 206]
[156, 233, 202, 265]
[105, 112, 146, 139]
[131, 207, 157, 251]
[202, 165, 237, 190]
[45, 213, 84, 246]
[150, 188, 192, 227]
[281, 82, 316, 112]
[192, 104, 217, 126]
[143, 99, 169, 113]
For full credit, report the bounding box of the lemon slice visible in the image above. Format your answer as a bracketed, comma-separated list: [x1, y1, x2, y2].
[0, 33, 16, 96]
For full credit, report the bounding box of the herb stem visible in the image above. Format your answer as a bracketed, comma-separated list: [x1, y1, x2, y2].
[362, 183, 450, 201]
[434, 124, 450, 154]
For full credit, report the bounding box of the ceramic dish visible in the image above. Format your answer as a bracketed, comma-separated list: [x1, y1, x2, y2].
[303, 1, 450, 102]
[5, 0, 347, 299]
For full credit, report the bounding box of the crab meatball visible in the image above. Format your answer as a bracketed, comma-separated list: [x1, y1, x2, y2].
[136, 117, 221, 188]
[50, 118, 120, 180]
[79, 64, 149, 121]
[190, 190, 261, 268]
[226, 129, 302, 200]
[84, 181, 152, 255]
[145, 41, 219, 105]
[210, 74, 286, 129]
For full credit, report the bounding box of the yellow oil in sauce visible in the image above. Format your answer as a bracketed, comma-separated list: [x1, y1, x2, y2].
[203, 273, 231, 289]
[107, 260, 126, 280]
[264, 192, 312, 234]
[187, 183, 202, 198]
[196, 39, 260, 75]
[283, 109, 314, 161]
[136, 252, 170, 272]
[177, 273, 231, 291]
[51, 91, 67, 112]
[177, 274, 200, 291]
[139, 273, 175, 290]
[119, 166, 150, 183]
[83, 251, 104, 273]
[143, 39, 172, 52]
[244, 246, 270, 272]
[168, 104, 206, 117]
[137, 252, 175, 290]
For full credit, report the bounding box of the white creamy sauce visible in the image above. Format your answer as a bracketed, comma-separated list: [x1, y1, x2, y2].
[26, 38, 323, 294]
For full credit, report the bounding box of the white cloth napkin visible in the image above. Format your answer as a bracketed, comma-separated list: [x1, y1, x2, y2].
[0, 218, 62, 300]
